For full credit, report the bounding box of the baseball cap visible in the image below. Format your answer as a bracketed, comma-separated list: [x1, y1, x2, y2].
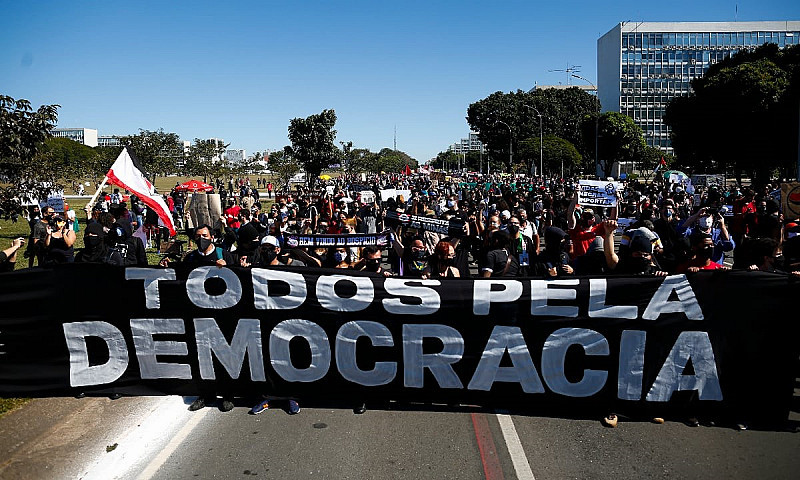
[260, 235, 280, 247]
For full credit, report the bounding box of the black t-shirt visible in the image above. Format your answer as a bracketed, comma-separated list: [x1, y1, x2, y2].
[483, 248, 519, 277]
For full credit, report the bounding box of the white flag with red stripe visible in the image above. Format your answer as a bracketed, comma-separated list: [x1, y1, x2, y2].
[105, 147, 176, 236]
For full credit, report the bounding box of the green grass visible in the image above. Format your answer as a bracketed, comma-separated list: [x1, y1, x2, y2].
[0, 398, 30, 417]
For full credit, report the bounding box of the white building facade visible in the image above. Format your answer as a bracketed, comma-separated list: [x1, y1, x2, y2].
[51, 128, 98, 147]
[598, 21, 800, 152]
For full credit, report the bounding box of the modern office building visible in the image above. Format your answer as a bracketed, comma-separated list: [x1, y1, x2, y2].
[50, 128, 98, 147]
[598, 21, 800, 152]
[97, 135, 122, 147]
[225, 149, 247, 163]
[448, 132, 484, 155]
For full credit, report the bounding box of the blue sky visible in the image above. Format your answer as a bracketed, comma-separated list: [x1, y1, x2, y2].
[1, 1, 797, 164]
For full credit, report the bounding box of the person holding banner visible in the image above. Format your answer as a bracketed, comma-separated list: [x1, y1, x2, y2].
[601, 220, 666, 276]
[566, 193, 606, 260]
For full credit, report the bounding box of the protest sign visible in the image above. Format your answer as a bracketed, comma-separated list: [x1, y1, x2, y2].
[284, 231, 391, 248]
[577, 180, 620, 207]
[384, 210, 466, 237]
[45, 193, 66, 213]
[0, 266, 797, 425]
[781, 183, 800, 220]
[380, 189, 397, 202]
[360, 191, 375, 204]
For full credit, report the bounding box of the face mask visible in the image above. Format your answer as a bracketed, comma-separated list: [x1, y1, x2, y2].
[698, 245, 714, 260]
[197, 237, 213, 252]
[698, 216, 713, 229]
[447, 200, 455, 208]
[412, 249, 427, 260]
[334, 251, 346, 263]
[664, 211, 673, 219]
[630, 256, 652, 273]
[262, 247, 278, 263]
[85, 236, 102, 248]
[365, 259, 381, 271]
[508, 224, 520, 234]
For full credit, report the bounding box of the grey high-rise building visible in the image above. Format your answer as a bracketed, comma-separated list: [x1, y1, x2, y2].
[598, 21, 800, 152]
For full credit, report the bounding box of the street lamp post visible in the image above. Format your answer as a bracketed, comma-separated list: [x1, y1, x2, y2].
[572, 74, 599, 179]
[496, 120, 512, 173]
[525, 105, 544, 178]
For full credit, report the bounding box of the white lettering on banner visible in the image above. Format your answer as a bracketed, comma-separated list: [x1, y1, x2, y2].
[126, 268, 176, 309]
[473, 280, 523, 315]
[59, 318, 723, 402]
[588, 278, 639, 319]
[646, 331, 723, 401]
[316, 275, 374, 312]
[531, 279, 580, 317]
[63, 322, 129, 387]
[252, 269, 307, 310]
[617, 330, 647, 400]
[642, 275, 704, 320]
[335, 321, 397, 386]
[403, 324, 464, 389]
[382, 279, 441, 315]
[131, 318, 191, 379]
[269, 319, 331, 382]
[541, 328, 610, 397]
[129, 268, 705, 324]
[468, 326, 545, 393]
[194, 318, 266, 381]
[186, 266, 242, 309]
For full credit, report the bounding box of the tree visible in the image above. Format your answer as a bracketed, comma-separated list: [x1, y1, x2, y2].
[268, 148, 300, 192]
[375, 148, 418, 173]
[466, 88, 600, 172]
[186, 138, 230, 182]
[39, 137, 104, 181]
[286, 109, 341, 188]
[518, 135, 583, 177]
[665, 43, 800, 184]
[0, 95, 60, 213]
[581, 112, 646, 178]
[121, 129, 184, 183]
[346, 148, 379, 173]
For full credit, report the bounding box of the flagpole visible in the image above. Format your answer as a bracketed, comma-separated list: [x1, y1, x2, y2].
[84, 175, 110, 214]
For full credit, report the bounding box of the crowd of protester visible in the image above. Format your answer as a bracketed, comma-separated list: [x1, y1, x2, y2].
[8, 170, 800, 416]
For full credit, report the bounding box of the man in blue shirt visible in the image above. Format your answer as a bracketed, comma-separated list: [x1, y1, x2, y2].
[677, 207, 734, 265]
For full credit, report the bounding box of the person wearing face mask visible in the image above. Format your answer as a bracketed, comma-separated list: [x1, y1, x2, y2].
[243, 235, 306, 268]
[75, 223, 124, 265]
[174, 224, 236, 268]
[676, 231, 728, 273]
[425, 240, 460, 278]
[678, 207, 734, 265]
[533, 227, 574, 277]
[506, 215, 537, 277]
[322, 246, 352, 269]
[43, 214, 76, 265]
[28, 206, 54, 267]
[601, 220, 667, 276]
[652, 200, 682, 272]
[356, 246, 391, 277]
[392, 236, 429, 278]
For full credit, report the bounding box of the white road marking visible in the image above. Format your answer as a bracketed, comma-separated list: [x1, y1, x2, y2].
[78, 397, 207, 480]
[135, 402, 210, 480]
[496, 414, 536, 480]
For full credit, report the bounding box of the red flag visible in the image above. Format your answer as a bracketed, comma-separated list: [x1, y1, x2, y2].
[105, 147, 177, 236]
[402, 164, 412, 176]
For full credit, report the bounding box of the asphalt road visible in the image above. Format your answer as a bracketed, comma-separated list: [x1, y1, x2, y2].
[1, 393, 799, 480]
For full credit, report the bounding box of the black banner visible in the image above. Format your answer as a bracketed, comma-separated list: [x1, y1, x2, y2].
[384, 210, 466, 237]
[0, 266, 798, 424]
[284, 230, 391, 248]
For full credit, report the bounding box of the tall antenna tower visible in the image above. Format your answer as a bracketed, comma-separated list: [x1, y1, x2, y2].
[548, 64, 582, 85]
